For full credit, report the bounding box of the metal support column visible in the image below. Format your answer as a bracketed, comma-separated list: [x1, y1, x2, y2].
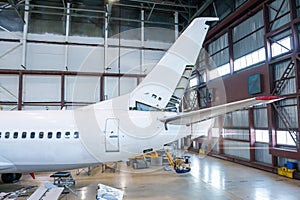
[228, 28, 234, 74]
[174, 11, 179, 40]
[263, 3, 272, 64]
[249, 108, 256, 162]
[218, 116, 224, 155]
[64, 2, 71, 70]
[61, 74, 65, 109]
[104, 8, 109, 72]
[21, 0, 29, 69]
[290, 0, 300, 151]
[100, 75, 105, 101]
[140, 9, 145, 77]
[18, 72, 23, 110]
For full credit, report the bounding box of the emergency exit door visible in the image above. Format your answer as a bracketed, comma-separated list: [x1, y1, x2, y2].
[105, 118, 120, 152]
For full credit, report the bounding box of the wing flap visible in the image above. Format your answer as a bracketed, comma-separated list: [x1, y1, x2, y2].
[160, 96, 281, 125]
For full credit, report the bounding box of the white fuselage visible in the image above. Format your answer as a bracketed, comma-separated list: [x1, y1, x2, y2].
[0, 94, 193, 173]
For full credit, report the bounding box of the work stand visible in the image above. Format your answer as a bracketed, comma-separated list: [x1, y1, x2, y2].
[50, 171, 77, 196]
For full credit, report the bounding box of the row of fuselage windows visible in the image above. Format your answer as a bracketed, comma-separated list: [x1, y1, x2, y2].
[0, 131, 79, 140]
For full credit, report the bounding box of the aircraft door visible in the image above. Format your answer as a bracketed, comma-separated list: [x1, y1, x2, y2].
[105, 118, 120, 152]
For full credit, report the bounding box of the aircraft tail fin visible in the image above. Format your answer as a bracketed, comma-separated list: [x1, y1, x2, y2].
[129, 17, 218, 110]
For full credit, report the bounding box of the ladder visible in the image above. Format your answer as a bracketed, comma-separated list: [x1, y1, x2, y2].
[271, 60, 299, 147]
[272, 60, 294, 95]
[164, 150, 175, 169]
[181, 83, 212, 112]
[272, 103, 299, 146]
[165, 65, 193, 111]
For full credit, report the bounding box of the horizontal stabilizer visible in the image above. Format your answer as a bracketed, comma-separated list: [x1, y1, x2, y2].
[160, 96, 282, 125]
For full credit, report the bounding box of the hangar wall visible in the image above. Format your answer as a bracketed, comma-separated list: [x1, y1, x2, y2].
[0, 0, 177, 111]
[185, 0, 300, 174]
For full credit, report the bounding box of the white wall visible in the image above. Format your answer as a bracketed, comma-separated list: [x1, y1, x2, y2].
[0, 28, 173, 108]
[0, 75, 18, 101]
[0, 41, 22, 69]
[65, 76, 100, 103]
[23, 75, 61, 102]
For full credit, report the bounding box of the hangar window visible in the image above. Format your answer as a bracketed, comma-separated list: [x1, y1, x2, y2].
[119, 7, 141, 40]
[224, 110, 249, 128]
[13, 132, 18, 139]
[30, 132, 35, 139]
[74, 132, 79, 139]
[297, 0, 300, 17]
[48, 132, 53, 139]
[65, 132, 71, 139]
[271, 36, 292, 58]
[255, 130, 269, 143]
[28, 1, 65, 35]
[276, 98, 298, 128]
[144, 10, 175, 43]
[5, 132, 9, 139]
[233, 11, 265, 71]
[268, 0, 290, 31]
[276, 131, 296, 146]
[22, 132, 27, 139]
[273, 60, 296, 95]
[189, 76, 198, 88]
[254, 105, 268, 128]
[70, 3, 104, 37]
[56, 132, 61, 139]
[235, 0, 247, 8]
[234, 48, 265, 72]
[39, 132, 44, 139]
[208, 33, 230, 80]
[222, 129, 250, 141]
[209, 63, 231, 80]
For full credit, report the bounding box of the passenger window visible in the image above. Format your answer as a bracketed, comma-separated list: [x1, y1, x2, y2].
[5, 132, 9, 139]
[56, 132, 61, 139]
[13, 132, 18, 139]
[30, 132, 35, 139]
[39, 132, 44, 139]
[74, 131, 79, 139]
[0, 132, 1, 139]
[65, 132, 70, 139]
[22, 132, 26, 139]
[48, 132, 53, 139]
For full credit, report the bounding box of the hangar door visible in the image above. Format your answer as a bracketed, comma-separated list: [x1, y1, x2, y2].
[105, 118, 120, 152]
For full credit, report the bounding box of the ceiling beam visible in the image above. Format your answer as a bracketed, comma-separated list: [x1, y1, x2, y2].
[125, 0, 197, 9]
[188, 0, 214, 24]
[6, 0, 25, 23]
[113, 2, 189, 13]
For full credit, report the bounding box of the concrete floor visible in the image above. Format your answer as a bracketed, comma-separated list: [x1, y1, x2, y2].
[1, 153, 300, 200]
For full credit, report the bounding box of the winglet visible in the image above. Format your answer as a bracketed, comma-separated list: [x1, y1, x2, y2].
[255, 96, 281, 101]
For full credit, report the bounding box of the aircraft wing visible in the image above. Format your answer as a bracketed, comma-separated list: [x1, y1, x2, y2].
[160, 96, 281, 126]
[0, 162, 16, 172]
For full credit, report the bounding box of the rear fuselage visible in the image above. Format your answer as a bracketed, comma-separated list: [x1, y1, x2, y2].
[0, 97, 189, 173]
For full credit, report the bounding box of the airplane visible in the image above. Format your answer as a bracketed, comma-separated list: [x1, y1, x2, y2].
[0, 17, 281, 183]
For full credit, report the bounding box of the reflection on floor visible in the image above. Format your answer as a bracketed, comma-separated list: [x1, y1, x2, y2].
[1, 154, 300, 200]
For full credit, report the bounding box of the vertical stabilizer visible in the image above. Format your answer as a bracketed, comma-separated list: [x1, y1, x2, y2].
[129, 17, 219, 110]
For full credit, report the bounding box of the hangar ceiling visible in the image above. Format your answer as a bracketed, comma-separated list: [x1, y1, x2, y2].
[0, 0, 248, 32]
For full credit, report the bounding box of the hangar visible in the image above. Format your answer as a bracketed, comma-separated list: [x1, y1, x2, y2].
[1, 0, 300, 199]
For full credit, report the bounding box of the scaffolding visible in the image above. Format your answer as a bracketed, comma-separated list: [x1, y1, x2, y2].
[272, 60, 299, 147]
